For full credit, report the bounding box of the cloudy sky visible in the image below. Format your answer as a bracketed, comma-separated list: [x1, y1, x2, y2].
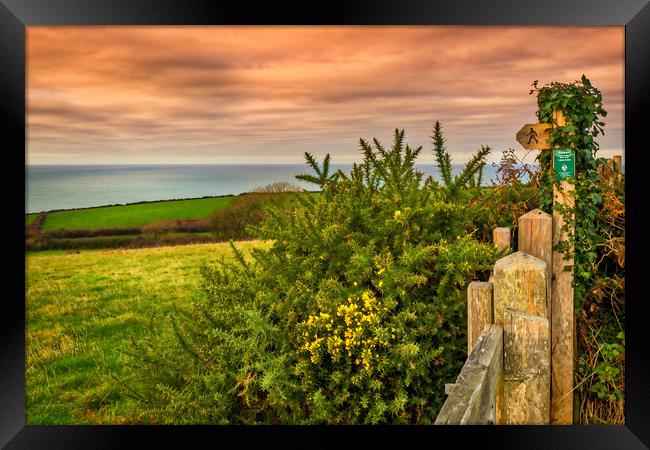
[27, 26, 624, 165]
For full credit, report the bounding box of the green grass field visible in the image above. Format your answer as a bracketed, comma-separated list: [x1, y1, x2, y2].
[40, 197, 234, 230]
[25, 240, 269, 424]
[26, 214, 38, 225]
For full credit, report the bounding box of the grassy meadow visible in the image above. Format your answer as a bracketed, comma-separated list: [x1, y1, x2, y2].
[40, 196, 234, 230]
[26, 192, 321, 251]
[25, 240, 270, 424]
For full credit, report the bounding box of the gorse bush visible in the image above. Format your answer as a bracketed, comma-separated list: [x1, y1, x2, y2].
[126, 124, 500, 424]
[430, 120, 490, 202]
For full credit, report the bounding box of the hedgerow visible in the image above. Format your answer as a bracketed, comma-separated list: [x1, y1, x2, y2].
[207, 191, 300, 241]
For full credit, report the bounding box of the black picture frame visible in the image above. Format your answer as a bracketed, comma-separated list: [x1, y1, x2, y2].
[3, 0, 649, 448]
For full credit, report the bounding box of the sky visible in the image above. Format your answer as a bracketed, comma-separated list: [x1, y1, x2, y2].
[26, 26, 624, 166]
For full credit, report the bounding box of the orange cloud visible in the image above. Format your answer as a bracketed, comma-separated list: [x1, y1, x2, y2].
[27, 26, 624, 165]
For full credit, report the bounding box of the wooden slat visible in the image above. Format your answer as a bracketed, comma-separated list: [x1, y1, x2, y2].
[435, 325, 503, 425]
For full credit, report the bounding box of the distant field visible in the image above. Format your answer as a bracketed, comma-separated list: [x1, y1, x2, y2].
[26, 214, 38, 225]
[26, 240, 270, 424]
[41, 197, 234, 230]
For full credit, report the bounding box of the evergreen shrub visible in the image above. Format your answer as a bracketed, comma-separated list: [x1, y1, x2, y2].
[127, 125, 500, 424]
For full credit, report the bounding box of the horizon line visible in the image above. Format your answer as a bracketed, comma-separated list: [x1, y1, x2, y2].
[25, 161, 542, 167]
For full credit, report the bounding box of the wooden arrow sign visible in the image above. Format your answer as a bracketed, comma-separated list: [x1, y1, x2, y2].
[516, 123, 552, 150]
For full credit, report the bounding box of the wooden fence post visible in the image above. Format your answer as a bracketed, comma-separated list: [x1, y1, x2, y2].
[467, 281, 494, 355]
[502, 308, 550, 424]
[492, 251, 547, 327]
[518, 209, 552, 323]
[551, 109, 575, 425]
[492, 250, 548, 425]
[612, 155, 622, 173]
[493, 227, 511, 252]
[489, 226, 511, 285]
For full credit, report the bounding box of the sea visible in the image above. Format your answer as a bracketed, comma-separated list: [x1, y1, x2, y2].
[25, 164, 510, 214]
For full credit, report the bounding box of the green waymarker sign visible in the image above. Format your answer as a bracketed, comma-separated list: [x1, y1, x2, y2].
[554, 148, 575, 180]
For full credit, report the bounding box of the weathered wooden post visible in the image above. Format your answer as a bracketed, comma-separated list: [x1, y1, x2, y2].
[467, 281, 494, 355]
[492, 251, 549, 424]
[488, 227, 511, 285]
[492, 251, 547, 327]
[551, 109, 575, 425]
[493, 227, 511, 252]
[518, 209, 552, 323]
[612, 154, 622, 173]
[502, 308, 550, 424]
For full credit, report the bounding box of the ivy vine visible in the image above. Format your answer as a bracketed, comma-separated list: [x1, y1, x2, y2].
[531, 75, 609, 310]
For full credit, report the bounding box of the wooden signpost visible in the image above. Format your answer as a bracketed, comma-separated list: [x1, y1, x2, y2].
[549, 110, 575, 425]
[515, 123, 552, 150]
[515, 111, 574, 425]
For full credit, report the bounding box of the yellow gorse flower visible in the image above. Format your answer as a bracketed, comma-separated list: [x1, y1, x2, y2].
[393, 210, 402, 220]
[300, 289, 390, 373]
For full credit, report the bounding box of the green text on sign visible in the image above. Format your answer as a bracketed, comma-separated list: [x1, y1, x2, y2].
[554, 148, 575, 180]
